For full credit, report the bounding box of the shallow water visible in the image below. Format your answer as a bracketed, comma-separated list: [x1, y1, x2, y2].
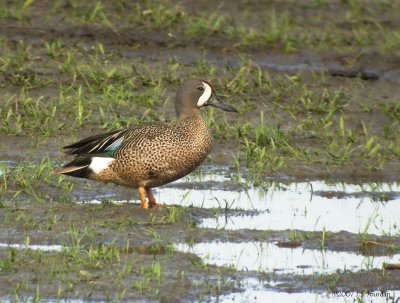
[80, 170, 400, 235]
[0, 160, 13, 176]
[198, 192, 400, 235]
[0, 243, 64, 252]
[161, 178, 400, 236]
[213, 279, 399, 303]
[176, 241, 400, 275]
[0, 298, 111, 303]
[6, 164, 396, 301]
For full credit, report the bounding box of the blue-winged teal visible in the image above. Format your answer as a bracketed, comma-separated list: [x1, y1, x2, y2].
[55, 79, 237, 208]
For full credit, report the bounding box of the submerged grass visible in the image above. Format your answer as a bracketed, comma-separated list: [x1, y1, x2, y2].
[0, 34, 399, 181]
[1, 1, 400, 301]
[0, 201, 235, 301]
[0, 159, 74, 205]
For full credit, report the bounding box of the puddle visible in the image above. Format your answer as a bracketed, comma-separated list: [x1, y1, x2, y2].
[199, 193, 400, 235]
[0, 298, 109, 303]
[78, 199, 103, 204]
[196, 182, 400, 235]
[176, 241, 400, 275]
[0, 243, 63, 252]
[213, 279, 400, 303]
[166, 179, 400, 236]
[0, 160, 14, 177]
[79, 168, 400, 236]
[382, 69, 400, 83]
[212, 277, 400, 303]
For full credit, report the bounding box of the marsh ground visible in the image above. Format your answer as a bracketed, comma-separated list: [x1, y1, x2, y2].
[1, 0, 400, 302]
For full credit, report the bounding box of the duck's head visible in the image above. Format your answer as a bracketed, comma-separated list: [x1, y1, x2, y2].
[175, 79, 237, 117]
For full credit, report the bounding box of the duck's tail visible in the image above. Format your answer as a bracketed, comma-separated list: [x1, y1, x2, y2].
[54, 156, 92, 179]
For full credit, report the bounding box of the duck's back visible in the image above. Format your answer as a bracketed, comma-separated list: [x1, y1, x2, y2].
[98, 114, 212, 188]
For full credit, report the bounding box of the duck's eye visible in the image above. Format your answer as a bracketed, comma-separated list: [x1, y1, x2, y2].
[197, 86, 204, 91]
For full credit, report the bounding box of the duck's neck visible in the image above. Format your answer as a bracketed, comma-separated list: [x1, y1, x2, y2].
[176, 109, 204, 121]
[176, 112, 209, 133]
[175, 111, 212, 152]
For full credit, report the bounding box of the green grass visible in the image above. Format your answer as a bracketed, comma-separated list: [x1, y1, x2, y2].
[1, 1, 400, 301]
[0, 202, 235, 301]
[0, 159, 74, 205]
[0, 35, 399, 180]
[2, 1, 400, 52]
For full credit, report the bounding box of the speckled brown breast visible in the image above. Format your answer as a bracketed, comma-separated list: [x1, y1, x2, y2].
[96, 114, 212, 188]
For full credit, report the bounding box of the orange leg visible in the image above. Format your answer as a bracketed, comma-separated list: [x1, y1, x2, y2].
[138, 187, 148, 209]
[146, 188, 162, 208]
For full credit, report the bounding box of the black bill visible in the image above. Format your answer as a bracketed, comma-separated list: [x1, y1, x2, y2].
[207, 96, 238, 113]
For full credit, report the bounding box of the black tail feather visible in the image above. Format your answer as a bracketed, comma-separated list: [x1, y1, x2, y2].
[54, 156, 92, 179]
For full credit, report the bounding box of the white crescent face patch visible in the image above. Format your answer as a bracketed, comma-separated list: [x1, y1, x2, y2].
[197, 82, 212, 107]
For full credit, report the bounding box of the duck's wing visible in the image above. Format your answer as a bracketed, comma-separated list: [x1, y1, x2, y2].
[56, 123, 171, 177]
[55, 128, 128, 177]
[63, 128, 129, 157]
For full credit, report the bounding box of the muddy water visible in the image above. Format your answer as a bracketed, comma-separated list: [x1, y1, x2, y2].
[176, 241, 400, 274]
[198, 184, 400, 236]
[0, 243, 63, 252]
[214, 282, 399, 303]
[2, 164, 400, 301]
[2, 0, 400, 300]
[70, 167, 400, 301]
[172, 169, 400, 302]
[164, 181, 400, 235]
[0, 160, 14, 176]
[82, 168, 400, 236]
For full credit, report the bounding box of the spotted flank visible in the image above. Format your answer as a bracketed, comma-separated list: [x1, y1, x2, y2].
[55, 79, 237, 209]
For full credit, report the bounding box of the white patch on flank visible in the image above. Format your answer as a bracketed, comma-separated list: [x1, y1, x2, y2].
[89, 157, 114, 174]
[197, 82, 212, 107]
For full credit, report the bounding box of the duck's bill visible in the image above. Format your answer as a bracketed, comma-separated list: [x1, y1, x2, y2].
[208, 97, 238, 112]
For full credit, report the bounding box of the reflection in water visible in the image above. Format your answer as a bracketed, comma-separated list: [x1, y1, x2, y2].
[198, 193, 400, 235]
[213, 278, 399, 303]
[161, 180, 400, 236]
[0, 243, 63, 252]
[74, 168, 400, 301]
[81, 170, 400, 235]
[176, 241, 400, 275]
[0, 160, 15, 177]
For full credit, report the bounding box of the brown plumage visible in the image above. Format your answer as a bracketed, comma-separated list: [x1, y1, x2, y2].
[55, 79, 237, 208]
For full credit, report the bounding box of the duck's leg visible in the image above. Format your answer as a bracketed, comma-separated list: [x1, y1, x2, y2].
[146, 188, 161, 208]
[138, 186, 149, 209]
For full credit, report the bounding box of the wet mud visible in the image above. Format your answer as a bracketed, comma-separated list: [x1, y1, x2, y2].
[1, 165, 400, 302]
[1, 1, 400, 302]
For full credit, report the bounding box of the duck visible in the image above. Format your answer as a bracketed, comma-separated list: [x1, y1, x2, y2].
[55, 79, 237, 208]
